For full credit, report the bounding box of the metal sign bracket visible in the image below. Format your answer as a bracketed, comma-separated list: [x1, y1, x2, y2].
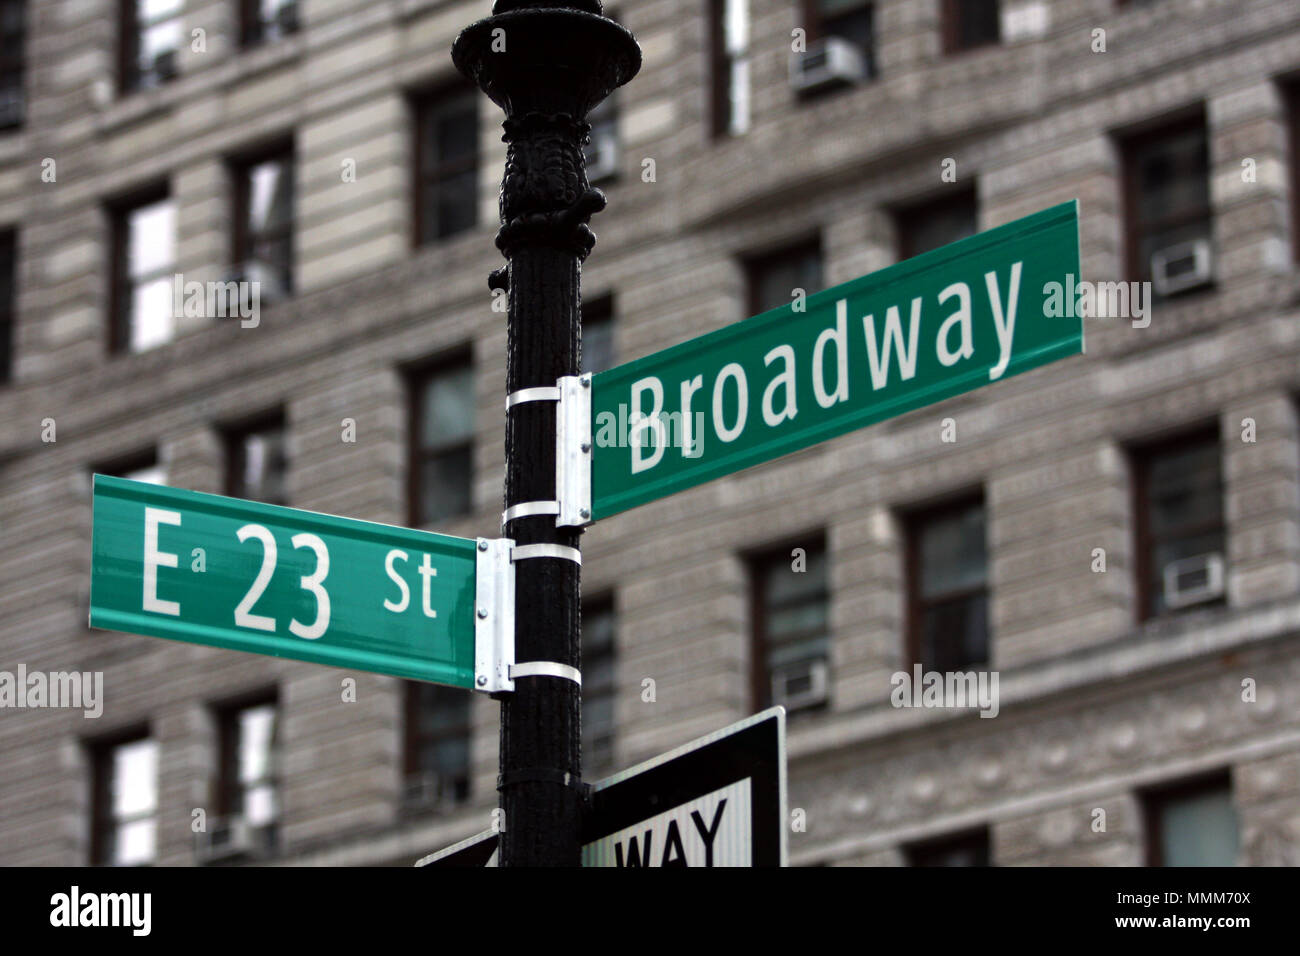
[474, 537, 516, 693]
[556, 374, 593, 527]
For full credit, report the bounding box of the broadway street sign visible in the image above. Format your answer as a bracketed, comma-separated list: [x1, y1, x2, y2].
[573, 201, 1082, 521]
[417, 707, 786, 867]
[89, 476, 514, 691]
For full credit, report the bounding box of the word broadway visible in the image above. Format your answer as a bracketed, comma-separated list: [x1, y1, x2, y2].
[0, 664, 102, 718]
[890, 664, 1000, 718]
[623, 262, 1027, 476]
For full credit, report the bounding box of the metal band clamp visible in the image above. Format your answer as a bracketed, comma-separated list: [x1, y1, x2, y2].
[509, 661, 582, 686]
[506, 386, 561, 409]
[511, 543, 582, 565]
[502, 500, 560, 528]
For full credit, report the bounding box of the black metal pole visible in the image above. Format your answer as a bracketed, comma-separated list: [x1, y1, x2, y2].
[453, 2, 639, 866]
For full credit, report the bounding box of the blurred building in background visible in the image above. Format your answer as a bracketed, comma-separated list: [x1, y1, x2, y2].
[1, 0, 1300, 866]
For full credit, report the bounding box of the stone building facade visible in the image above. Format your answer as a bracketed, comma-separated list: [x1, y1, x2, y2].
[1, 0, 1299, 865]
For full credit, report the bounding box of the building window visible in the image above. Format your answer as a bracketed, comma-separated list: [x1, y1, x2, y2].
[231, 145, 295, 301]
[120, 0, 183, 94]
[895, 189, 977, 259]
[0, 0, 24, 129]
[907, 828, 990, 866]
[241, 0, 299, 48]
[1121, 113, 1212, 296]
[750, 537, 830, 713]
[0, 229, 14, 384]
[1132, 429, 1225, 621]
[99, 448, 165, 486]
[584, 92, 619, 183]
[907, 495, 988, 672]
[215, 697, 280, 840]
[109, 189, 176, 354]
[225, 412, 287, 505]
[943, 0, 1001, 54]
[583, 597, 618, 773]
[1143, 773, 1239, 866]
[403, 682, 471, 810]
[90, 732, 158, 866]
[414, 88, 479, 244]
[745, 239, 823, 316]
[800, 0, 875, 81]
[709, 0, 750, 137]
[409, 358, 474, 526]
[581, 295, 615, 375]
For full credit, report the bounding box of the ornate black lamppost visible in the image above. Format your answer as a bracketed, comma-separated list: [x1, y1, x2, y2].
[453, 2, 640, 866]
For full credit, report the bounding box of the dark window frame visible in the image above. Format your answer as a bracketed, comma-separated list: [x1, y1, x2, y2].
[1141, 770, 1235, 867]
[223, 408, 288, 504]
[894, 187, 978, 261]
[1118, 110, 1211, 288]
[942, 0, 1002, 56]
[239, 0, 300, 49]
[229, 139, 296, 296]
[799, 0, 875, 74]
[0, 0, 25, 130]
[581, 593, 618, 773]
[708, 0, 733, 139]
[118, 0, 184, 95]
[411, 84, 480, 246]
[904, 491, 988, 672]
[213, 689, 279, 823]
[1129, 424, 1224, 623]
[107, 183, 172, 355]
[88, 725, 155, 866]
[743, 236, 823, 317]
[0, 228, 15, 384]
[906, 826, 991, 866]
[402, 680, 472, 807]
[95, 447, 160, 482]
[1288, 82, 1300, 266]
[580, 293, 615, 375]
[747, 532, 830, 713]
[406, 350, 475, 528]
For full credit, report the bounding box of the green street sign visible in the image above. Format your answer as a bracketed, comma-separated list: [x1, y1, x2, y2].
[575, 201, 1082, 522]
[90, 476, 515, 691]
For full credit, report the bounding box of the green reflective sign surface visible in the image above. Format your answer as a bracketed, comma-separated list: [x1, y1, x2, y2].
[90, 476, 478, 686]
[589, 201, 1083, 519]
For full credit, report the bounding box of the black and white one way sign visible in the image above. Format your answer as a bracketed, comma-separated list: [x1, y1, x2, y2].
[418, 707, 787, 867]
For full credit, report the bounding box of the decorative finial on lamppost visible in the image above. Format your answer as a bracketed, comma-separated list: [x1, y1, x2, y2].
[453, 1, 640, 265]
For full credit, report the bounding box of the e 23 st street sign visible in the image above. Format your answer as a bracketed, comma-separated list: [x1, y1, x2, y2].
[89, 476, 514, 690]
[583, 201, 1083, 520]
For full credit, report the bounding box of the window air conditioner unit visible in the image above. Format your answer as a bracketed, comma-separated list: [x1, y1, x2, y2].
[1162, 552, 1225, 610]
[403, 772, 449, 810]
[195, 816, 268, 864]
[1151, 237, 1212, 297]
[771, 658, 829, 711]
[790, 37, 867, 94]
[584, 125, 619, 182]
